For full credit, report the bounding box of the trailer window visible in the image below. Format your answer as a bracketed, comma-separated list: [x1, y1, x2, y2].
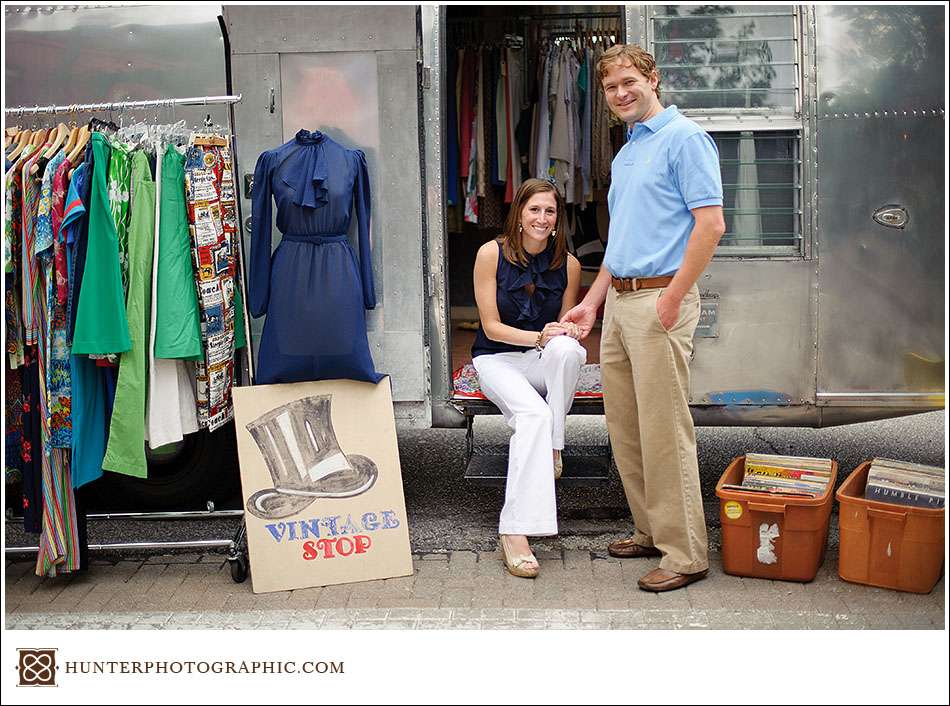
[713, 130, 800, 254]
[648, 5, 804, 256]
[650, 5, 799, 113]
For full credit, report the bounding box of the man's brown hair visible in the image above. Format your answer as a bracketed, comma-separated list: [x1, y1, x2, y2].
[596, 44, 661, 99]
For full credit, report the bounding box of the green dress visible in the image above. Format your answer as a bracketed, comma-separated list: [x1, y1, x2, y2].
[154, 144, 202, 359]
[71, 132, 132, 355]
[101, 151, 155, 477]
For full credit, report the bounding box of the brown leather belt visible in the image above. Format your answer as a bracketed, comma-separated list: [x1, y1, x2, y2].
[611, 275, 674, 293]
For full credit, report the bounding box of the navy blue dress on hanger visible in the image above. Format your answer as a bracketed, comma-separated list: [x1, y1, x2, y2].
[250, 129, 383, 385]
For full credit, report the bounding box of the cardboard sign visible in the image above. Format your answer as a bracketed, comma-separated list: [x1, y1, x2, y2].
[232, 378, 412, 594]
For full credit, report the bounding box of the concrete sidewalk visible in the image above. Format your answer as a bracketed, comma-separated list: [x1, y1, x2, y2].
[5, 548, 944, 630]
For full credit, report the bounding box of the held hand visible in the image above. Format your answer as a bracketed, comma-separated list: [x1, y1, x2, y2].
[655, 291, 682, 331]
[559, 303, 595, 339]
[539, 322, 571, 347]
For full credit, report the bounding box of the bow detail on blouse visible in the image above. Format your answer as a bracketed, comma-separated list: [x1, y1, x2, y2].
[506, 245, 560, 324]
[283, 129, 329, 208]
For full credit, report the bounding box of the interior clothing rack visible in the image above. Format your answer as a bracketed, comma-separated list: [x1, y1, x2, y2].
[5, 93, 253, 579]
[446, 11, 622, 23]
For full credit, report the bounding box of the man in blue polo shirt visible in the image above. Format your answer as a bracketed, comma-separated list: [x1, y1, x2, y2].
[562, 44, 725, 592]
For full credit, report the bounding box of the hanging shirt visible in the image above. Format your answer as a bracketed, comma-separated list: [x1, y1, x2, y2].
[21, 142, 52, 347]
[4, 144, 35, 368]
[72, 132, 133, 355]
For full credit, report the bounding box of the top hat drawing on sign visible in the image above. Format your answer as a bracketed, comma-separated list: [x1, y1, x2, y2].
[245, 395, 378, 520]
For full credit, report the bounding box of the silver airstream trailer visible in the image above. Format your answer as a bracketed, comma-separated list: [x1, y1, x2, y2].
[4, 4, 944, 503]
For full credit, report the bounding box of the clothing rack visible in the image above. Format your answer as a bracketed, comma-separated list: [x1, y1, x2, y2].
[5, 92, 253, 575]
[4, 94, 242, 117]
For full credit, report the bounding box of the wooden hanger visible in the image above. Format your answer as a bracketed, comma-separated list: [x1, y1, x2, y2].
[30, 128, 49, 148]
[62, 118, 81, 156]
[30, 123, 65, 175]
[66, 125, 90, 174]
[7, 129, 32, 162]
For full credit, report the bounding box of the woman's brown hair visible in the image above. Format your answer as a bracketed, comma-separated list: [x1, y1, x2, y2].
[499, 178, 568, 270]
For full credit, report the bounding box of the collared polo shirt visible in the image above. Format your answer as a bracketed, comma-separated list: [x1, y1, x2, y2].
[605, 105, 723, 278]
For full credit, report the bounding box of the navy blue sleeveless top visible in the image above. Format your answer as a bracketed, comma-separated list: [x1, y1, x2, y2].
[472, 240, 568, 358]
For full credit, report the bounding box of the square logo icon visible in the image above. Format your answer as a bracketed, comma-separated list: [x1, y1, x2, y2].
[17, 648, 57, 687]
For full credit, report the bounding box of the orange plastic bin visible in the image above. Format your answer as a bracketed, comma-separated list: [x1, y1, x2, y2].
[715, 455, 838, 582]
[836, 461, 945, 593]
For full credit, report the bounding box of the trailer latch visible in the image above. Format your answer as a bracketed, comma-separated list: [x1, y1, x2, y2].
[872, 205, 908, 229]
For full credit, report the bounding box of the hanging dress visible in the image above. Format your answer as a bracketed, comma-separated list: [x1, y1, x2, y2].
[250, 129, 382, 385]
[146, 142, 200, 448]
[184, 135, 240, 431]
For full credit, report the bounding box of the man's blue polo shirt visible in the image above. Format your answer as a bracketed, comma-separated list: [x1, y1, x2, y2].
[605, 105, 723, 278]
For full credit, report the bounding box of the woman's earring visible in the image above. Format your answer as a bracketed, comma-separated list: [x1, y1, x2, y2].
[551, 229, 557, 238]
[519, 223, 524, 234]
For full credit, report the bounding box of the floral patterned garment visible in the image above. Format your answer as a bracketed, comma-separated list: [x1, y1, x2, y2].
[4, 144, 35, 369]
[107, 139, 132, 296]
[34, 149, 71, 449]
[48, 157, 73, 447]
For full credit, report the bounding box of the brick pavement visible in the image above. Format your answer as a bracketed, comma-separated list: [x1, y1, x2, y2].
[5, 548, 944, 630]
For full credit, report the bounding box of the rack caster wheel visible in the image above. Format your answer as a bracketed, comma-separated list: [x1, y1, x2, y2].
[229, 554, 248, 583]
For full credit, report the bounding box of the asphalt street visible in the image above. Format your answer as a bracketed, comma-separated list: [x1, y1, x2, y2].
[5, 410, 945, 556]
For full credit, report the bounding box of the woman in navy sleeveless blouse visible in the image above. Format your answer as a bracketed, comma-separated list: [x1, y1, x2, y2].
[472, 179, 585, 578]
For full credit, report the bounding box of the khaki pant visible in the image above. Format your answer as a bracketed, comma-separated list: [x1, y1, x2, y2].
[601, 283, 708, 574]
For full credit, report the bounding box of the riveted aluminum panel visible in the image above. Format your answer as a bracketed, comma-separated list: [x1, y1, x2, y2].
[229, 52, 283, 365]
[4, 5, 228, 128]
[375, 50, 426, 333]
[690, 260, 816, 407]
[816, 5, 945, 116]
[225, 5, 416, 54]
[815, 6, 945, 400]
[224, 6, 428, 414]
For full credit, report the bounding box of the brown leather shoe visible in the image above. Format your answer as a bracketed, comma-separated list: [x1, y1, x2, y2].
[607, 537, 663, 559]
[637, 567, 708, 592]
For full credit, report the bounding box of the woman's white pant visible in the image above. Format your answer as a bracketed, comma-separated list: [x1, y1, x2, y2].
[472, 335, 586, 536]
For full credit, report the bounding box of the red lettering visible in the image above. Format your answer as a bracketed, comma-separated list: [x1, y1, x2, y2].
[316, 538, 336, 559]
[302, 536, 372, 561]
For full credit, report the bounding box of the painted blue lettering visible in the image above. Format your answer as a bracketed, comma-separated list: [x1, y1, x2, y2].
[321, 516, 341, 536]
[340, 515, 359, 535]
[299, 519, 321, 539]
[361, 512, 379, 531]
[265, 523, 287, 543]
[381, 511, 400, 529]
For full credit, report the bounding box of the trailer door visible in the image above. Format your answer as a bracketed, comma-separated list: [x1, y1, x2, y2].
[223, 6, 432, 426]
[814, 6, 945, 417]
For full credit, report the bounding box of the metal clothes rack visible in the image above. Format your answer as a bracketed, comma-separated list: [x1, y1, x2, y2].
[4, 94, 242, 116]
[4, 93, 252, 580]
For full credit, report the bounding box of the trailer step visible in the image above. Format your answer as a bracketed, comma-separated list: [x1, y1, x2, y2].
[464, 449, 612, 485]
